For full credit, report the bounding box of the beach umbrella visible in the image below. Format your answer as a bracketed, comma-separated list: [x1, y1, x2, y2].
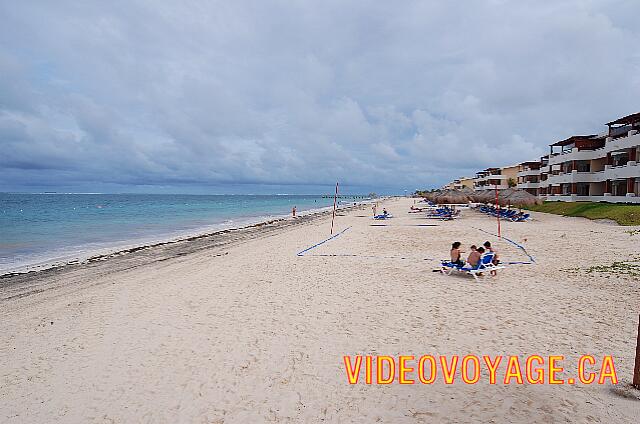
[473, 190, 494, 203]
[424, 190, 440, 201]
[470, 190, 485, 203]
[496, 188, 519, 206]
[459, 186, 476, 200]
[434, 189, 472, 205]
[502, 190, 542, 207]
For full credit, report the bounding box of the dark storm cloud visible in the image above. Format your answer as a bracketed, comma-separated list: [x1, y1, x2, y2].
[1, 0, 639, 192]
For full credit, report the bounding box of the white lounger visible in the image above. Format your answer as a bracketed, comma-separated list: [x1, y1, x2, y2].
[440, 252, 505, 282]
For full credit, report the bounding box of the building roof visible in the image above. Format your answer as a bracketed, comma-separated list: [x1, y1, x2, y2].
[606, 112, 640, 126]
[550, 135, 598, 147]
[519, 161, 540, 167]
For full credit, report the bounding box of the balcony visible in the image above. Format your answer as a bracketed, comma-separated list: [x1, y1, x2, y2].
[606, 161, 640, 179]
[548, 132, 640, 165]
[517, 182, 540, 189]
[517, 169, 541, 177]
[542, 163, 639, 184]
[474, 174, 507, 183]
[544, 194, 640, 204]
[546, 170, 606, 184]
[474, 184, 509, 191]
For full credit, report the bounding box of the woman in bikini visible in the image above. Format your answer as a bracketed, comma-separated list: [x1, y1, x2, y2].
[450, 241, 465, 267]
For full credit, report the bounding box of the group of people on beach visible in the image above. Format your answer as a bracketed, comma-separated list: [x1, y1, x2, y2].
[372, 204, 389, 218]
[450, 241, 499, 268]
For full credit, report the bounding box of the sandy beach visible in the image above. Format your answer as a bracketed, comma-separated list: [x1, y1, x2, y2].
[1, 197, 639, 423]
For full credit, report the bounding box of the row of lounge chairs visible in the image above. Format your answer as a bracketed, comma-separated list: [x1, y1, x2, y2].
[425, 207, 460, 220]
[440, 252, 505, 282]
[478, 206, 530, 222]
[411, 202, 460, 220]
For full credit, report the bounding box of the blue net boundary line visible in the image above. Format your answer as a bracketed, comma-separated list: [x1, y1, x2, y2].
[472, 226, 536, 263]
[296, 225, 535, 265]
[303, 254, 435, 260]
[302, 253, 530, 264]
[296, 226, 352, 256]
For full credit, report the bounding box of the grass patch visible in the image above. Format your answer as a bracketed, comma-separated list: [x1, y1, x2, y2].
[586, 261, 640, 277]
[525, 202, 640, 226]
[564, 256, 640, 278]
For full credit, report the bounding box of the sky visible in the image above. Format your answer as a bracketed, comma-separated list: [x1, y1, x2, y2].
[1, 0, 639, 194]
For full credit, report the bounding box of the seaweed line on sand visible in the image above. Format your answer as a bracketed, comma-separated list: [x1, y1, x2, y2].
[563, 255, 640, 278]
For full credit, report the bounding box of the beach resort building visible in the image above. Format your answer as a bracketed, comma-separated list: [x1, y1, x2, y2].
[537, 155, 551, 197]
[545, 113, 640, 202]
[516, 161, 542, 196]
[472, 165, 518, 191]
[442, 176, 474, 190]
[442, 111, 640, 203]
[458, 176, 474, 189]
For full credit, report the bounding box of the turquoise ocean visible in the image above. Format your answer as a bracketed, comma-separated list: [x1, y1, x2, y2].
[0, 193, 366, 274]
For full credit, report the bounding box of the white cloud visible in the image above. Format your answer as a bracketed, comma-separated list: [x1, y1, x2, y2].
[1, 0, 639, 192]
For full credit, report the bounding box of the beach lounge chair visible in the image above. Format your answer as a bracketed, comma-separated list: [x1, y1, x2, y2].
[425, 207, 460, 220]
[429, 214, 458, 221]
[512, 213, 530, 222]
[440, 252, 505, 282]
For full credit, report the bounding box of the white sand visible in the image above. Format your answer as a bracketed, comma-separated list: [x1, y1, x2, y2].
[1, 197, 639, 423]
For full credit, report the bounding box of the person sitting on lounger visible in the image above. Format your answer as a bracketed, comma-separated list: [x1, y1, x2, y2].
[467, 246, 485, 268]
[483, 241, 499, 264]
[450, 241, 464, 266]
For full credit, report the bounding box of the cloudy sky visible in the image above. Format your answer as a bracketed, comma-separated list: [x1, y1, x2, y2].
[1, 1, 639, 194]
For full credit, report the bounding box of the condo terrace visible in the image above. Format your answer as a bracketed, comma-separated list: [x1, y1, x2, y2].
[446, 111, 640, 204]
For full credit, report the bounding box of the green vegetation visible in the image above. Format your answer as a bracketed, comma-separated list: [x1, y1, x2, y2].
[586, 260, 640, 278]
[564, 256, 640, 279]
[525, 202, 640, 226]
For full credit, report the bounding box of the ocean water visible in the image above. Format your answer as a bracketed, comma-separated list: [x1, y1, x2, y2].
[0, 193, 366, 274]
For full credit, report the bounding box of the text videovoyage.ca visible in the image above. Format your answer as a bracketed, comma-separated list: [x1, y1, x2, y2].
[343, 354, 618, 385]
